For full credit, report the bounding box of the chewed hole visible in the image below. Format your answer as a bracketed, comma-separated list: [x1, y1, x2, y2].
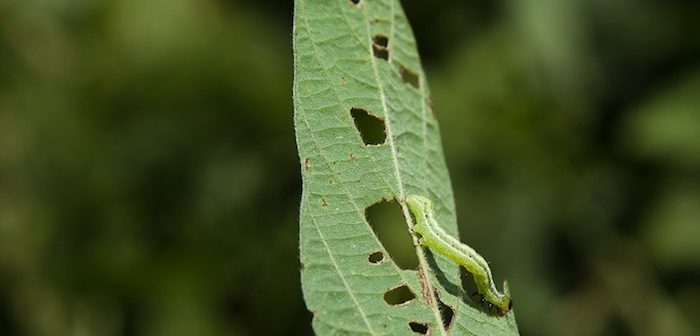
[368, 251, 384, 264]
[350, 0, 361, 5]
[384, 285, 415, 306]
[459, 266, 479, 305]
[372, 35, 389, 60]
[365, 200, 418, 269]
[409, 322, 429, 334]
[436, 292, 455, 330]
[373, 35, 388, 48]
[351, 108, 386, 145]
[400, 65, 420, 90]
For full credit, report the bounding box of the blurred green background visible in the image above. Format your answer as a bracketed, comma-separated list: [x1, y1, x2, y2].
[1, 0, 699, 335]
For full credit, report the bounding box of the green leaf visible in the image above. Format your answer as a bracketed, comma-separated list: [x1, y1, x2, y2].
[293, 0, 519, 335]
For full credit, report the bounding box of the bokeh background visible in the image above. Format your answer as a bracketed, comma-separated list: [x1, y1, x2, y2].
[1, 0, 698, 335]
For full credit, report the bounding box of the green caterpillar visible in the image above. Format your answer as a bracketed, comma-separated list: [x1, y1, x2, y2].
[406, 195, 512, 316]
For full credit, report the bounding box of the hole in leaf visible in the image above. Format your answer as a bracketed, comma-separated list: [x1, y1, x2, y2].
[365, 200, 418, 269]
[351, 108, 386, 145]
[372, 35, 389, 60]
[400, 65, 420, 90]
[460, 266, 479, 303]
[435, 292, 455, 330]
[350, 0, 361, 5]
[384, 285, 415, 306]
[368, 251, 384, 264]
[373, 35, 388, 48]
[409, 322, 429, 334]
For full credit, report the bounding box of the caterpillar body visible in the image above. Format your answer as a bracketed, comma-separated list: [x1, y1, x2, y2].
[406, 195, 513, 316]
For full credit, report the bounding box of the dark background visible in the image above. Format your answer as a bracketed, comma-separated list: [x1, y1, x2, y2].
[1, 0, 699, 335]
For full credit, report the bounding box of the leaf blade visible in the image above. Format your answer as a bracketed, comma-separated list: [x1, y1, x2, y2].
[294, 0, 519, 334]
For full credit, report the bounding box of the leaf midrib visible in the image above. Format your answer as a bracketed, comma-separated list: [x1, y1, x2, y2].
[353, 1, 448, 335]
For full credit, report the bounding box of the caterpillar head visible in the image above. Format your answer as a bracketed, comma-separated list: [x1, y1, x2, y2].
[405, 195, 432, 214]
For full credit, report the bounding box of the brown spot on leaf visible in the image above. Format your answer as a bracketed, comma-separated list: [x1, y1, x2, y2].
[304, 158, 311, 172]
[426, 96, 436, 119]
[417, 268, 433, 305]
[321, 198, 328, 207]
